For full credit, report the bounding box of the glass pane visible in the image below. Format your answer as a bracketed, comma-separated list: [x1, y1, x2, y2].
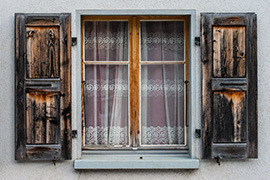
[84, 21, 129, 61]
[141, 64, 185, 145]
[141, 21, 184, 61]
[84, 65, 129, 145]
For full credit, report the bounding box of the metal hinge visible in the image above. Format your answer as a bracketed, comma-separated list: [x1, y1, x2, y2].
[71, 130, 78, 138]
[195, 37, 200, 46]
[214, 156, 221, 166]
[195, 129, 201, 138]
[71, 37, 77, 46]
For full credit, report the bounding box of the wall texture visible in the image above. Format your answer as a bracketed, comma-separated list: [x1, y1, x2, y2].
[1, 0, 270, 179]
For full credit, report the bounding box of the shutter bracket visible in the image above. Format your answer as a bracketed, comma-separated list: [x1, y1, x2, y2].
[195, 129, 201, 138]
[214, 156, 221, 165]
[71, 37, 77, 46]
[195, 37, 200, 46]
[71, 130, 78, 138]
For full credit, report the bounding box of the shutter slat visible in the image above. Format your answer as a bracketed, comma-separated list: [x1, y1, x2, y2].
[15, 13, 71, 161]
[201, 13, 257, 159]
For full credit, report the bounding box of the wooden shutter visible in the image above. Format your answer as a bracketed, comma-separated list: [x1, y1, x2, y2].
[15, 13, 71, 161]
[201, 13, 257, 159]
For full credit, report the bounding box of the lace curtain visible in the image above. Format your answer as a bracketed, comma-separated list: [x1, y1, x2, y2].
[83, 21, 185, 146]
[141, 21, 185, 145]
[84, 21, 128, 145]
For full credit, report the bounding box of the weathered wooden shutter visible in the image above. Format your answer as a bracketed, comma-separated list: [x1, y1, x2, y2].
[15, 13, 71, 160]
[201, 13, 257, 159]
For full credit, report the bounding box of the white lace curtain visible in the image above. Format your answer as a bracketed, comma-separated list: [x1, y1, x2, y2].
[141, 21, 185, 145]
[84, 21, 185, 146]
[84, 21, 128, 145]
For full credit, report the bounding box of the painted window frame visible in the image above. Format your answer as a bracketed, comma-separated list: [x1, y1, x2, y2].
[73, 9, 199, 169]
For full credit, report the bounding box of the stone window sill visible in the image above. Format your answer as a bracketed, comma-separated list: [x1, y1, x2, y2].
[74, 155, 199, 169]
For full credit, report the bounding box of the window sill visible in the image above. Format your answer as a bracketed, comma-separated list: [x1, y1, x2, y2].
[74, 155, 199, 169]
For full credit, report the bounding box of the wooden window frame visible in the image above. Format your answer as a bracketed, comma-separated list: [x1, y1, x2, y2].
[80, 15, 190, 150]
[74, 10, 197, 161]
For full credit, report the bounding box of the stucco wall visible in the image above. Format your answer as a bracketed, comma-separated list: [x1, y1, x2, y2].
[1, 0, 270, 179]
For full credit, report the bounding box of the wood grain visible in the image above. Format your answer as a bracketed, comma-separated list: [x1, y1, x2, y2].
[201, 13, 257, 159]
[130, 17, 140, 146]
[213, 26, 245, 77]
[59, 13, 71, 160]
[26, 92, 60, 144]
[26, 27, 60, 78]
[15, 14, 27, 160]
[213, 92, 246, 143]
[15, 13, 71, 161]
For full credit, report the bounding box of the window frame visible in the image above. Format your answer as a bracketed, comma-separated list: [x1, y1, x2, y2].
[74, 9, 198, 169]
[81, 15, 189, 150]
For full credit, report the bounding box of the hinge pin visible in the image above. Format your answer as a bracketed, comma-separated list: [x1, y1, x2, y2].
[195, 129, 201, 138]
[195, 37, 200, 46]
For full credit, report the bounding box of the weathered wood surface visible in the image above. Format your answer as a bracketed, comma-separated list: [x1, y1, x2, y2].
[247, 13, 258, 158]
[201, 13, 213, 159]
[15, 13, 71, 161]
[211, 78, 247, 91]
[26, 92, 60, 144]
[26, 27, 60, 78]
[213, 92, 246, 143]
[25, 15, 60, 26]
[211, 143, 247, 159]
[26, 145, 61, 160]
[201, 13, 257, 159]
[213, 26, 246, 77]
[15, 14, 27, 160]
[60, 14, 71, 160]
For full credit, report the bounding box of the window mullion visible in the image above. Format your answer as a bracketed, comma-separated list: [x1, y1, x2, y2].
[130, 17, 140, 147]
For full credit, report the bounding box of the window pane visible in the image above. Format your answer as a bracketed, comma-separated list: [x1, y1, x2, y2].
[84, 65, 129, 145]
[141, 64, 185, 145]
[84, 21, 129, 61]
[141, 21, 184, 61]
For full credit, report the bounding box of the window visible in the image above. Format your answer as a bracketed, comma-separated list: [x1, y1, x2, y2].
[14, 11, 257, 169]
[81, 16, 189, 150]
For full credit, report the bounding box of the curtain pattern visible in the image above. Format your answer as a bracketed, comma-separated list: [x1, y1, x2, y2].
[84, 21, 129, 145]
[141, 21, 185, 145]
[83, 21, 185, 146]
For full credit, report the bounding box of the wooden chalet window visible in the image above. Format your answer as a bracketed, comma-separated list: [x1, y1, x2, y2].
[14, 12, 258, 164]
[81, 16, 190, 150]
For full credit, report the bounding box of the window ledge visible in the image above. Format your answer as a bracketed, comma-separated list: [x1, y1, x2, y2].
[74, 155, 199, 169]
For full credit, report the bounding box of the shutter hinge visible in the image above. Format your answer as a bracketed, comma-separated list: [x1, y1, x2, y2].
[195, 37, 200, 46]
[71, 130, 78, 138]
[71, 37, 77, 46]
[214, 156, 221, 166]
[195, 129, 201, 138]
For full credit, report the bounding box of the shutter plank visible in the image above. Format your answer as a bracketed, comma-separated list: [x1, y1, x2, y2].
[247, 14, 258, 158]
[25, 15, 60, 26]
[26, 145, 61, 160]
[26, 92, 60, 144]
[201, 13, 257, 159]
[46, 93, 60, 144]
[15, 14, 27, 160]
[201, 13, 213, 159]
[212, 143, 247, 159]
[213, 26, 246, 77]
[59, 14, 71, 160]
[213, 92, 246, 143]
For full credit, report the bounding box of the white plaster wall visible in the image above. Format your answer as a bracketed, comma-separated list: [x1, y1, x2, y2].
[1, 0, 270, 179]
